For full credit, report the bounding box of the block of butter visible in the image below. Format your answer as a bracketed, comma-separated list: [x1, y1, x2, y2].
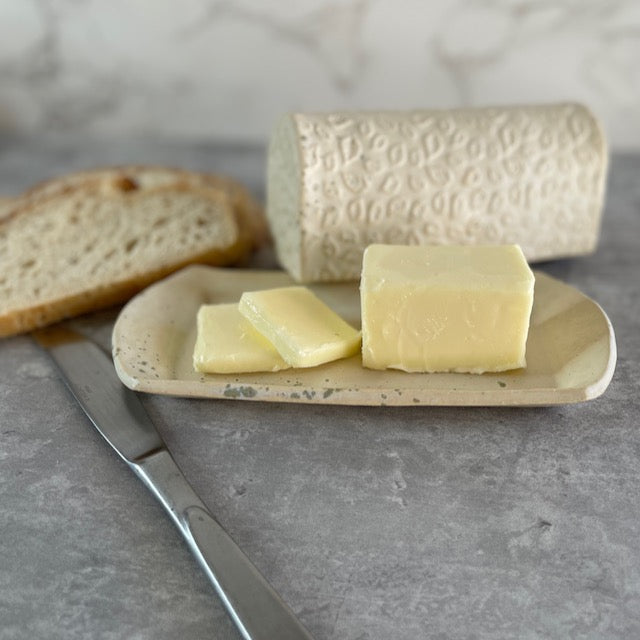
[239, 286, 361, 368]
[267, 104, 608, 282]
[193, 303, 289, 373]
[360, 244, 535, 373]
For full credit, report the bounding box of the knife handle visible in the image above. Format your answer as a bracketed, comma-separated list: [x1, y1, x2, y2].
[132, 449, 314, 640]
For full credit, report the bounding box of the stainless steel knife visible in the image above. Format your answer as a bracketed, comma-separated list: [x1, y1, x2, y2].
[33, 325, 314, 640]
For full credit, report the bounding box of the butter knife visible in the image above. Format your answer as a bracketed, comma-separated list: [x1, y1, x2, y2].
[33, 326, 313, 640]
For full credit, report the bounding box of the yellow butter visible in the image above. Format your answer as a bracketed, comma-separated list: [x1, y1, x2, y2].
[239, 286, 361, 368]
[193, 303, 289, 374]
[360, 244, 535, 373]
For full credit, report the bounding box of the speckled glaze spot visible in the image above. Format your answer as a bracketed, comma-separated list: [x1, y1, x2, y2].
[223, 386, 258, 399]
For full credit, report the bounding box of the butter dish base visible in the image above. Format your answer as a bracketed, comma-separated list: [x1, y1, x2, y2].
[112, 265, 616, 406]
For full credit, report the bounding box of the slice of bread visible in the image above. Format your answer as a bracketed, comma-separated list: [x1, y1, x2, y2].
[0, 171, 263, 337]
[20, 165, 270, 250]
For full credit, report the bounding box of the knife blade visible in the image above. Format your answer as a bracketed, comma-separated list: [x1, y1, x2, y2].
[33, 325, 314, 640]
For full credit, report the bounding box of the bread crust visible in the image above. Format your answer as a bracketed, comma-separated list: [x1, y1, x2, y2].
[0, 196, 16, 221]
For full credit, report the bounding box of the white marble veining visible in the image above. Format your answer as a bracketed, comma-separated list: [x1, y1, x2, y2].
[0, 0, 639, 147]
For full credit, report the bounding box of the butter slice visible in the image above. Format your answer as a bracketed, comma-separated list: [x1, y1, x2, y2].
[239, 287, 361, 368]
[193, 304, 289, 373]
[360, 244, 535, 373]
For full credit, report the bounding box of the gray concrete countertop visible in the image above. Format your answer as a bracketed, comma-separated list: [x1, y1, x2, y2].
[1, 136, 638, 640]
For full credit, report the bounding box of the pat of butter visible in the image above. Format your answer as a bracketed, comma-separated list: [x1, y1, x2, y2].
[193, 303, 289, 373]
[239, 286, 361, 368]
[360, 244, 535, 373]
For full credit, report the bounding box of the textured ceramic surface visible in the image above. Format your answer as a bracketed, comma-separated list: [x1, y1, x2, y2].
[267, 104, 609, 281]
[112, 265, 615, 406]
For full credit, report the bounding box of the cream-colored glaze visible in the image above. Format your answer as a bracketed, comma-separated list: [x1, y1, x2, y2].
[193, 303, 289, 374]
[112, 265, 616, 406]
[266, 104, 608, 282]
[360, 244, 535, 373]
[239, 286, 361, 368]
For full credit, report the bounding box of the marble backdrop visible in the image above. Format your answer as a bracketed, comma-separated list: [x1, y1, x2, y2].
[1, 0, 639, 149]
